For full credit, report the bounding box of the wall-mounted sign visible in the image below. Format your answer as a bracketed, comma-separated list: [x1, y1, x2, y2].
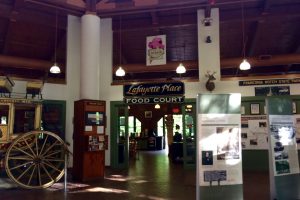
[124, 82, 184, 97]
[146, 35, 166, 66]
[255, 86, 290, 96]
[124, 96, 184, 104]
[239, 78, 300, 86]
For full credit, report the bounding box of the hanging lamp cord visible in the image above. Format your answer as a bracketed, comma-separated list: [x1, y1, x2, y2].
[54, 10, 58, 63]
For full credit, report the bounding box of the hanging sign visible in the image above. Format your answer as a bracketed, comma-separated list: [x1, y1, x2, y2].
[124, 82, 184, 97]
[239, 78, 300, 86]
[146, 35, 166, 66]
[124, 96, 184, 104]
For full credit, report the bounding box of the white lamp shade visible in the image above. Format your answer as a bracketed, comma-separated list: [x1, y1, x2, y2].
[116, 66, 125, 77]
[50, 63, 61, 74]
[154, 104, 160, 109]
[176, 63, 186, 74]
[239, 59, 251, 70]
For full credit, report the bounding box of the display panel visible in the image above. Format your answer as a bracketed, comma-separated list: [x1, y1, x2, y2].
[85, 111, 104, 125]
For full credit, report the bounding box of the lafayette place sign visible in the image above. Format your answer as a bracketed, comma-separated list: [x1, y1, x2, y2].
[123, 82, 184, 104]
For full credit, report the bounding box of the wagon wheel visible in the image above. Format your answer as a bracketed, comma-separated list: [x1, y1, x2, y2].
[4, 131, 66, 189]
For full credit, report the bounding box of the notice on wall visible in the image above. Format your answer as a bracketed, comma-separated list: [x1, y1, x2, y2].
[241, 115, 268, 149]
[269, 115, 299, 176]
[198, 114, 242, 186]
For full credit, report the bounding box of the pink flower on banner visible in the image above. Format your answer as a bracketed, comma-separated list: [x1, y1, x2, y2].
[148, 37, 165, 50]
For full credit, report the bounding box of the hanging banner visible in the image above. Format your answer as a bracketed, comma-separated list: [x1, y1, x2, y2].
[197, 94, 243, 200]
[146, 35, 166, 66]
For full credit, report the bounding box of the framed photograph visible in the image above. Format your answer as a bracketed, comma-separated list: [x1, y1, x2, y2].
[250, 103, 260, 115]
[145, 111, 152, 118]
[292, 101, 297, 114]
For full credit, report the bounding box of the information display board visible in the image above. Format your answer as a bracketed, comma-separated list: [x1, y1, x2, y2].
[266, 97, 300, 200]
[197, 94, 243, 200]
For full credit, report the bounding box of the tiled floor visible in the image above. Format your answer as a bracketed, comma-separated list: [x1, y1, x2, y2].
[1, 150, 269, 200]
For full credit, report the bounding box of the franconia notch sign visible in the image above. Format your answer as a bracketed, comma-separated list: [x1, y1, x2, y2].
[123, 82, 185, 104]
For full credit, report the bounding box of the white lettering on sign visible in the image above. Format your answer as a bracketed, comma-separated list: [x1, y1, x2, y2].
[125, 96, 184, 104]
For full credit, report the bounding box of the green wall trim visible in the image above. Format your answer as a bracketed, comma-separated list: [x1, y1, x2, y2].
[199, 184, 243, 200]
[266, 96, 293, 115]
[197, 94, 241, 114]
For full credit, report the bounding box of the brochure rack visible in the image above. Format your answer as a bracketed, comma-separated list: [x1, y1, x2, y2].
[72, 99, 106, 181]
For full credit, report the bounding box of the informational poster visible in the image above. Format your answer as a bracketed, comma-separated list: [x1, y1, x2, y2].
[197, 94, 243, 200]
[241, 115, 268, 149]
[199, 114, 242, 186]
[269, 115, 299, 176]
[146, 35, 166, 66]
[294, 115, 300, 149]
[241, 115, 300, 150]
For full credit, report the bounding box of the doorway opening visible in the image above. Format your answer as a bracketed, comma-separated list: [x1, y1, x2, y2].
[111, 100, 196, 169]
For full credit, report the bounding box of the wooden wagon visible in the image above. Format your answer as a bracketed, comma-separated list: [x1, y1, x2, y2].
[0, 97, 68, 189]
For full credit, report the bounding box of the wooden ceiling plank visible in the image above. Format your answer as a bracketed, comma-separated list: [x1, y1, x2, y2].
[2, 0, 25, 54]
[247, 0, 271, 56]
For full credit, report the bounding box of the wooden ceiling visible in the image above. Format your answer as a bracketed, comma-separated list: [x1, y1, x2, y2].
[0, 0, 300, 84]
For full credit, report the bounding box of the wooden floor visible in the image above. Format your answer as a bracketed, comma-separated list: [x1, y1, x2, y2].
[0, 150, 270, 200]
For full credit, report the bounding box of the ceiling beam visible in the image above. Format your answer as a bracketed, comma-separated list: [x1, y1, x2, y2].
[111, 5, 300, 32]
[0, 55, 64, 72]
[113, 54, 300, 73]
[98, 0, 259, 17]
[0, 53, 297, 82]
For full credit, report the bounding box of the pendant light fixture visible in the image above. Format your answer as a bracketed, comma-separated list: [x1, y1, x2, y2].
[154, 104, 160, 109]
[239, 0, 251, 70]
[176, 10, 186, 74]
[176, 63, 186, 74]
[115, 16, 125, 77]
[50, 10, 61, 74]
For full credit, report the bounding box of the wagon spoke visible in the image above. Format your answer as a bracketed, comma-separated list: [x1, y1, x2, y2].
[12, 146, 34, 159]
[10, 161, 33, 171]
[43, 150, 62, 158]
[23, 137, 36, 157]
[43, 160, 62, 173]
[44, 158, 64, 162]
[35, 134, 39, 156]
[39, 134, 48, 156]
[16, 164, 33, 181]
[27, 165, 37, 186]
[8, 156, 32, 161]
[37, 164, 42, 186]
[41, 163, 54, 182]
[41, 140, 60, 157]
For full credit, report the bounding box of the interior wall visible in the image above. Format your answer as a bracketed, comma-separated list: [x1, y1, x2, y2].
[7, 15, 300, 168]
